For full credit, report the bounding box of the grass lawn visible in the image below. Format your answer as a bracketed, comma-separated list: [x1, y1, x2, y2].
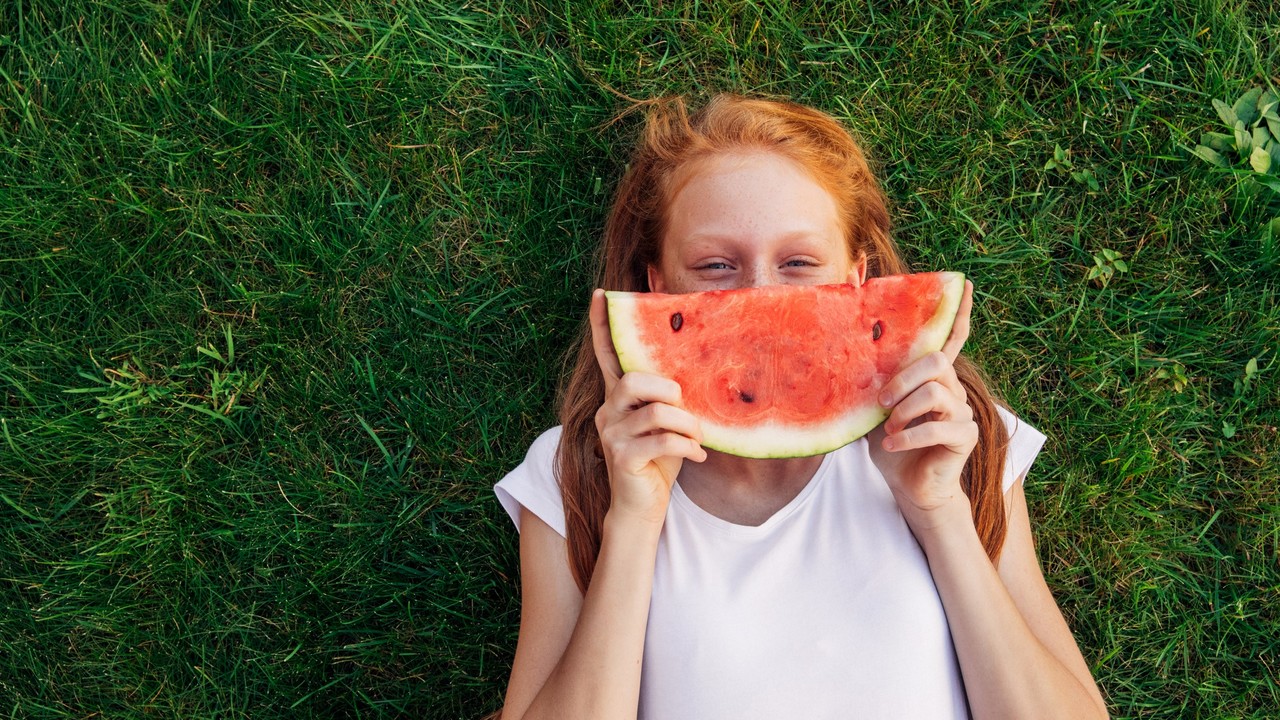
[1, 0, 1277, 717]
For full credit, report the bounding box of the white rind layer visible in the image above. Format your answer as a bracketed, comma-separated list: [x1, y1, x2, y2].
[606, 293, 657, 387]
[605, 272, 965, 458]
[695, 406, 892, 459]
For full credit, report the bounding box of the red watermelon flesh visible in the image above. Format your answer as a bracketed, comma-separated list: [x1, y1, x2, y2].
[605, 272, 965, 458]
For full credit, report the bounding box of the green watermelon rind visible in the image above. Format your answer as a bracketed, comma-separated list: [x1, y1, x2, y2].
[605, 272, 966, 459]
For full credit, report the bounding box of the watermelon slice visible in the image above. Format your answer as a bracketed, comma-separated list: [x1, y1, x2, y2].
[605, 272, 965, 458]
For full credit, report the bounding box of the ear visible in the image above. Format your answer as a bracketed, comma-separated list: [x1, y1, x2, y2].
[646, 264, 666, 293]
[847, 251, 868, 286]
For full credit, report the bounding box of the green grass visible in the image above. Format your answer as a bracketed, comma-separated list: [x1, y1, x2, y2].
[1, 0, 1277, 717]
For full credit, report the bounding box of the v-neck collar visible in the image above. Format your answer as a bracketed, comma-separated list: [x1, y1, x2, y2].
[669, 447, 838, 538]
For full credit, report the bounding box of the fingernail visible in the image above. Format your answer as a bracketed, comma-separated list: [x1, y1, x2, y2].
[879, 390, 893, 407]
[883, 437, 895, 450]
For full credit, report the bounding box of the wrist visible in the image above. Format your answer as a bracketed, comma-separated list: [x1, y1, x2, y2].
[603, 506, 666, 546]
[898, 493, 977, 552]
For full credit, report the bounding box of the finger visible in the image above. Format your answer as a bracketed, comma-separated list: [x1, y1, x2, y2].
[883, 381, 972, 435]
[877, 351, 964, 411]
[614, 400, 705, 444]
[941, 279, 973, 362]
[589, 288, 624, 393]
[883, 419, 978, 454]
[604, 371, 685, 417]
[616, 433, 708, 474]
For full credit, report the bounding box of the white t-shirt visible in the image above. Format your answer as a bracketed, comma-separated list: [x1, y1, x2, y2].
[495, 405, 1047, 720]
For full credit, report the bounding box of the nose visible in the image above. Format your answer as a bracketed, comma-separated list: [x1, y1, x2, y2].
[739, 261, 778, 289]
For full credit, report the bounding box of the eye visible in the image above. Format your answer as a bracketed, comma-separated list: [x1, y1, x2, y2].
[698, 262, 731, 270]
[785, 259, 816, 267]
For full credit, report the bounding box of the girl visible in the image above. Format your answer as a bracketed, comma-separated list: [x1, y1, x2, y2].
[493, 94, 1108, 719]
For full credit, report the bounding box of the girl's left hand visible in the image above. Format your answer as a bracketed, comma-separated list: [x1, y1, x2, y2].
[870, 279, 978, 526]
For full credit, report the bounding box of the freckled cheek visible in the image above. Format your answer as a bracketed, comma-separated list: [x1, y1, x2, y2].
[659, 267, 698, 294]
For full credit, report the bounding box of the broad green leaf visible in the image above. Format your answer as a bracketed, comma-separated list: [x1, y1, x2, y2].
[1257, 98, 1274, 130]
[1254, 175, 1280, 194]
[1245, 357, 1258, 379]
[1269, 217, 1280, 237]
[1250, 146, 1272, 173]
[1233, 88, 1263, 126]
[1213, 98, 1238, 128]
[1269, 116, 1280, 145]
[1191, 145, 1229, 167]
[1202, 131, 1235, 154]
[1113, 259, 1129, 272]
[1234, 121, 1252, 157]
[1252, 126, 1272, 151]
[1270, 141, 1280, 170]
[1222, 421, 1236, 438]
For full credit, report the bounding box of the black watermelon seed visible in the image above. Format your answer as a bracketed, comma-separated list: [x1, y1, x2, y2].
[670, 312, 683, 332]
[739, 390, 754, 403]
[872, 320, 883, 341]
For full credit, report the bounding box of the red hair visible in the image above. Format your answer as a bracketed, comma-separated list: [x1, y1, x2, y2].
[554, 93, 1011, 592]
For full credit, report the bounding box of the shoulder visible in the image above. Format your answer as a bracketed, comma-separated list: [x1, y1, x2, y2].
[494, 426, 567, 537]
[994, 404, 1049, 494]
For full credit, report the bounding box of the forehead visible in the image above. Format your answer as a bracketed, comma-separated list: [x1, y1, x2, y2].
[662, 151, 844, 254]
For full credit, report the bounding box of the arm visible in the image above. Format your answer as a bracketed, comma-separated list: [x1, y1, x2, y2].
[501, 289, 705, 719]
[500, 508, 663, 720]
[871, 280, 1107, 718]
[909, 477, 1109, 720]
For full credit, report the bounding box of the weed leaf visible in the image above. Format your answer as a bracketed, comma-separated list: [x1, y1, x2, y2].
[1233, 88, 1263, 126]
[1260, 88, 1278, 114]
[1252, 126, 1271, 152]
[1249, 146, 1272, 174]
[1191, 145, 1229, 168]
[1214, 98, 1238, 128]
[1202, 132, 1234, 154]
[1253, 174, 1280, 194]
[1234, 121, 1251, 157]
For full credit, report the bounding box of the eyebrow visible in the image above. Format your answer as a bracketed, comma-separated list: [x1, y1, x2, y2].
[679, 230, 835, 253]
[680, 229, 839, 257]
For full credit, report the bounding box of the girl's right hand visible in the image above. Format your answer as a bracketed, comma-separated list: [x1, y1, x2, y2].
[589, 288, 707, 526]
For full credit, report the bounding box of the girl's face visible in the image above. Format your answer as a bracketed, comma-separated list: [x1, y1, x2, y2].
[647, 150, 867, 295]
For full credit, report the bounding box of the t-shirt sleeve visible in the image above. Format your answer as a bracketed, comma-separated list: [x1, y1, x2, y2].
[996, 405, 1048, 494]
[494, 426, 567, 537]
